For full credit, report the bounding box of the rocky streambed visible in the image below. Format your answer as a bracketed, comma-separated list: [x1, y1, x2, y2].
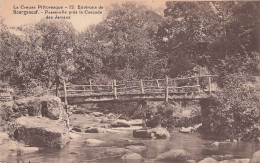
[0, 97, 260, 163]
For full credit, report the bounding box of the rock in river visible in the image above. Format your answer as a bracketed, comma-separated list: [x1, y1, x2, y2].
[125, 145, 147, 153]
[133, 127, 170, 139]
[84, 139, 105, 147]
[156, 149, 191, 161]
[250, 150, 260, 163]
[121, 153, 143, 160]
[72, 125, 82, 132]
[133, 129, 152, 138]
[9, 116, 69, 148]
[179, 126, 195, 133]
[198, 157, 218, 163]
[111, 120, 131, 128]
[69, 132, 81, 139]
[85, 127, 99, 133]
[104, 148, 132, 157]
[149, 127, 170, 139]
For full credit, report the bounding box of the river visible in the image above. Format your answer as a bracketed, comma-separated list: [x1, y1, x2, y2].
[1, 114, 259, 163]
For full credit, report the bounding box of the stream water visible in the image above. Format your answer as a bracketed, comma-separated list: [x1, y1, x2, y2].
[2, 126, 259, 163]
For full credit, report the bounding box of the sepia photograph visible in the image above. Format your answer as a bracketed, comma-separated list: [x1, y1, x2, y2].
[0, 0, 259, 162]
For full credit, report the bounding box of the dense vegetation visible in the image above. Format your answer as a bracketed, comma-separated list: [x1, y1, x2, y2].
[1, 2, 259, 140]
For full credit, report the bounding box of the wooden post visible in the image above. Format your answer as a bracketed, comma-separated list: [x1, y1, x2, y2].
[140, 101, 147, 129]
[165, 75, 169, 102]
[156, 79, 160, 88]
[208, 76, 212, 94]
[197, 77, 200, 92]
[113, 80, 117, 99]
[89, 79, 92, 90]
[63, 80, 68, 113]
[140, 79, 144, 93]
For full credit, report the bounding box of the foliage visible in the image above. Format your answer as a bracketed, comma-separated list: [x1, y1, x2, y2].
[157, 1, 260, 77]
[201, 73, 260, 140]
[93, 2, 164, 79]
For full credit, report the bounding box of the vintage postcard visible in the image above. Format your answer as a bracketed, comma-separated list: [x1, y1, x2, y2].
[0, 0, 259, 163]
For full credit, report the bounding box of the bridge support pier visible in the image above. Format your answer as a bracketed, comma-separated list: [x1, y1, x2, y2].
[138, 100, 148, 129]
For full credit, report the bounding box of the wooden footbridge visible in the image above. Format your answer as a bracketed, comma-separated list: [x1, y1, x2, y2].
[53, 75, 218, 105]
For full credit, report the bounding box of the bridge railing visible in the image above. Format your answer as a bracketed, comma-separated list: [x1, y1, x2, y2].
[61, 75, 218, 100]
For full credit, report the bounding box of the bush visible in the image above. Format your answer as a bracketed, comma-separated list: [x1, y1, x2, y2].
[201, 73, 260, 141]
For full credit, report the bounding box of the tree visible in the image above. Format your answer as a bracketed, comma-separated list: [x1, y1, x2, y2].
[70, 25, 103, 84]
[93, 2, 164, 80]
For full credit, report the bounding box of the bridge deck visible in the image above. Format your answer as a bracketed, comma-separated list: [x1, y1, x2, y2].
[60, 91, 211, 104]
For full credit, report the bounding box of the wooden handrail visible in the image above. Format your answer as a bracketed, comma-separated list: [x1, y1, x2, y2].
[117, 86, 140, 90]
[18, 75, 218, 102]
[168, 85, 200, 89]
[66, 84, 112, 87]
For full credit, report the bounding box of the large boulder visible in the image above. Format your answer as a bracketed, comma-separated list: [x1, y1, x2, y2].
[156, 149, 191, 161]
[250, 150, 260, 163]
[40, 96, 66, 120]
[9, 116, 69, 148]
[133, 127, 170, 139]
[13, 95, 68, 121]
[14, 97, 40, 116]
